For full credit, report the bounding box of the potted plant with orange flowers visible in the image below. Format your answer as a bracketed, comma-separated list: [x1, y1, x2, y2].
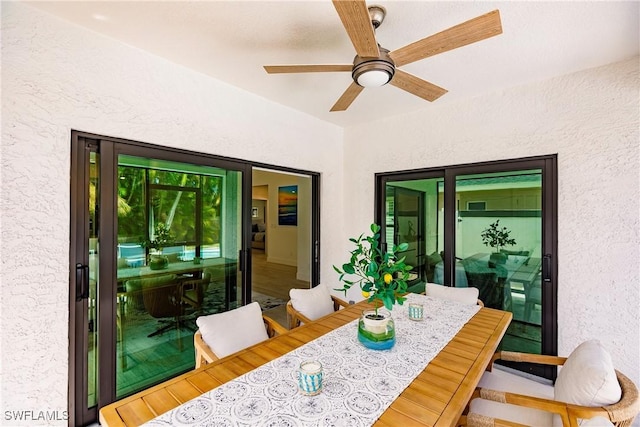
[334, 223, 412, 350]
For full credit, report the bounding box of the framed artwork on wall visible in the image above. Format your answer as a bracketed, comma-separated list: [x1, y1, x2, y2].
[252, 207, 259, 218]
[278, 185, 298, 226]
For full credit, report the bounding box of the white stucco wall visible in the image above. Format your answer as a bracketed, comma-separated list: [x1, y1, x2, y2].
[342, 58, 640, 390]
[1, 3, 344, 423]
[2, 1, 639, 424]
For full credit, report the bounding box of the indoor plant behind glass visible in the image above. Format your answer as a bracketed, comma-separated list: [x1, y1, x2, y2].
[144, 223, 174, 270]
[480, 219, 516, 267]
[334, 223, 412, 350]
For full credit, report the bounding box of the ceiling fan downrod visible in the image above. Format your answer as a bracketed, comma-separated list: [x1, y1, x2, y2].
[368, 5, 386, 29]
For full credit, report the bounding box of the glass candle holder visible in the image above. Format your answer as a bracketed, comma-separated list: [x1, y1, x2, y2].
[408, 303, 424, 321]
[297, 360, 323, 395]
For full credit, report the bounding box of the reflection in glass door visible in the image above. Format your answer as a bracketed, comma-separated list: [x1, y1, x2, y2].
[376, 156, 557, 379]
[384, 180, 444, 293]
[454, 170, 543, 355]
[114, 155, 242, 398]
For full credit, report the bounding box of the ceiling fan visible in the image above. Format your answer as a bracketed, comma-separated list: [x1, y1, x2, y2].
[264, 1, 502, 112]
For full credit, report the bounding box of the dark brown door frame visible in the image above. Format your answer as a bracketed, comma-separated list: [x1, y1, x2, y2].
[375, 154, 558, 379]
[69, 131, 322, 425]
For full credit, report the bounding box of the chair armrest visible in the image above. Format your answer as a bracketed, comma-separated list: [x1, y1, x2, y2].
[472, 382, 636, 427]
[262, 315, 288, 337]
[194, 330, 218, 368]
[331, 295, 350, 310]
[489, 351, 567, 369]
[473, 386, 574, 426]
[286, 300, 313, 329]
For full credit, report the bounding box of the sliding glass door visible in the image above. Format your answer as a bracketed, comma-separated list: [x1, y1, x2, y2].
[376, 155, 557, 379]
[70, 133, 250, 425]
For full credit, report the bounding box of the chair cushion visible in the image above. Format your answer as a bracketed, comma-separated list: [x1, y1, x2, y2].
[289, 285, 334, 322]
[470, 368, 555, 426]
[424, 282, 479, 305]
[552, 340, 621, 426]
[196, 302, 268, 359]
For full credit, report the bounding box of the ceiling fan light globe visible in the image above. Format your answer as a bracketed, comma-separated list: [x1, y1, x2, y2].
[356, 69, 392, 87]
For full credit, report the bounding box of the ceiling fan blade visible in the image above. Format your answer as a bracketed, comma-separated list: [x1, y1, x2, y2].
[390, 69, 447, 102]
[332, 0, 380, 58]
[264, 65, 352, 74]
[330, 82, 364, 112]
[390, 10, 502, 67]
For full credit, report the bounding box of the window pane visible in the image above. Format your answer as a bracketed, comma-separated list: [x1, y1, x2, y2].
[115, 155, 242, 399]
[455, 170, 542, 354]
[385, 178, 444, 293]
[87, 152, 99, 408]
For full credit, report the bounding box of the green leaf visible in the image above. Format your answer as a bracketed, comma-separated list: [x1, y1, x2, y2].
[382, 294, 393, 310]
[342, 263, 355, 274]
[366, 260, 378, 273]
[397, 242, 409, 252]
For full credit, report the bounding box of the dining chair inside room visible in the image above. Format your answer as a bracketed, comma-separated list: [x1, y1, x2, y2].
[194, 301, 287, 368]
[423, 282, 484, 307]
[286, 285, 350, 329]
[181, 268, 214, 316]
[141, 275, 193, 338]
[459, 340, 640, 427]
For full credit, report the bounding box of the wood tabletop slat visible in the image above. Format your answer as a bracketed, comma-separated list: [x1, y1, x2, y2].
[115, 399, 157, 427]
[400, 386, 448, 414]
[429, 352, 474, 375]
[187, 370, 223, 393]
[142, 389, 180, 417]
[441, 340, 480, 360]
[410, 376, 455, 404]
[99, 299, 511, 427]
[380, 396, 441, 425]
[166, 381, 206, 403]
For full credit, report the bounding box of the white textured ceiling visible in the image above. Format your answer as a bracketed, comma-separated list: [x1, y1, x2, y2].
[28, 1, 639, 127]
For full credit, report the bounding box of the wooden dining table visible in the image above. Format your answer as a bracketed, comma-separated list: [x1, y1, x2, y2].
[99, 298, 512, 427]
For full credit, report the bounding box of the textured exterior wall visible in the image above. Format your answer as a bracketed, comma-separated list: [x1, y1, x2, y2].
[2, 1, 639, 424]
[342, 58, 640, 391]
[1, 3, 343, 423]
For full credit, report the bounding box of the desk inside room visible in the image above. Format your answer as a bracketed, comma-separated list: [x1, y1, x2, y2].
[117, 257, 239, 312]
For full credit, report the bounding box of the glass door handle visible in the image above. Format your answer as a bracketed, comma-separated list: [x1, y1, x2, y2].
[75, 263, 89, 300]
[542, 254, 552, 282]
[239, 249, 246, 272]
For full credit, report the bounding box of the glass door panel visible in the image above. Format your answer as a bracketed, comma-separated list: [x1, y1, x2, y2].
[454, 170, 543, 355]
[384, 178, 444, 293]
[87, 152, 99, 409]
[115, 155, 242, 399]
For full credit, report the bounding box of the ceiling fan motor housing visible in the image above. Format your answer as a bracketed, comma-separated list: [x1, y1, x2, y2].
[352, 46, 396, 87]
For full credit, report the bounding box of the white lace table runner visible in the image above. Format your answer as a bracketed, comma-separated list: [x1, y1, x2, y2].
[144, 293, 480, 427]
